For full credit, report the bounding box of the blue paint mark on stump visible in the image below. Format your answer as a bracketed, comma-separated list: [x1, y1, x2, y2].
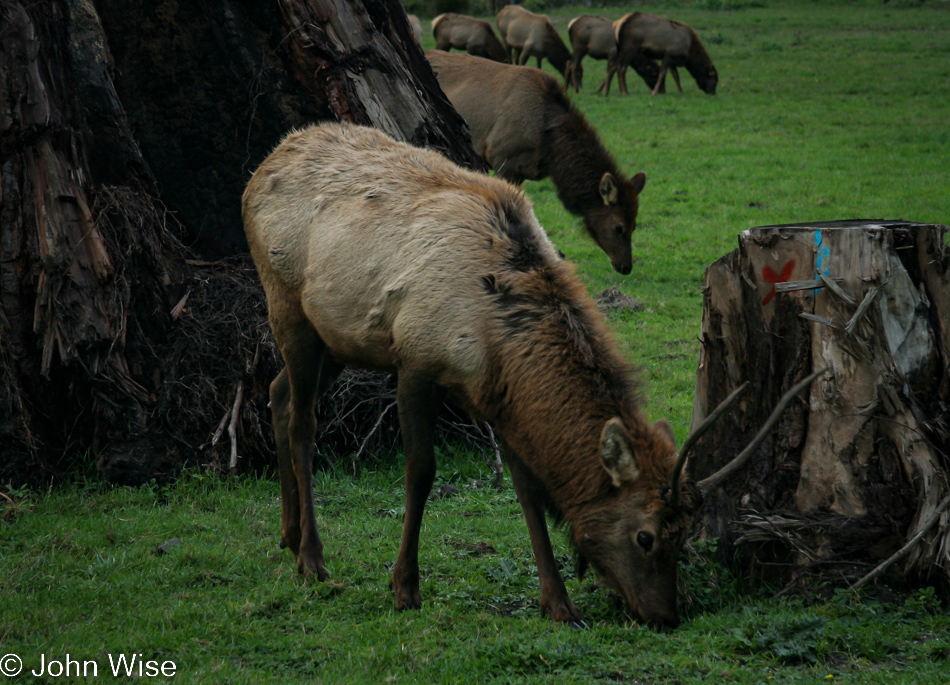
[815, 230, 830, 294]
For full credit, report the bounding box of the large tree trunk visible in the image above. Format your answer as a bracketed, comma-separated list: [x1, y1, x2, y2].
[0, 0, 483, 485]
[690, 220, 950, 586]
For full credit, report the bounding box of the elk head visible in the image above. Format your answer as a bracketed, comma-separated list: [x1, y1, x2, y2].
[587, 171, 647, 275]
[574, 369, 828, 629]
[699, 65, 719, 95]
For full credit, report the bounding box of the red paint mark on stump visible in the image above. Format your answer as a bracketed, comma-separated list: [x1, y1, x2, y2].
[761, 260, 796, 305]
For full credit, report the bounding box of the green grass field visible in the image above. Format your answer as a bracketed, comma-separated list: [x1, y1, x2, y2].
[3, 1, 950, 682]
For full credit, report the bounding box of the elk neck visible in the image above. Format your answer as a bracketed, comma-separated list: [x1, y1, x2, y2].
[542, 96, 626, 225]
[471, 256, 662, 520]
[685, 28, 713, 77]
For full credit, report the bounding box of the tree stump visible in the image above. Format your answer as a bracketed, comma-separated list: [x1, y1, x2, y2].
[689, 220, 950, 587]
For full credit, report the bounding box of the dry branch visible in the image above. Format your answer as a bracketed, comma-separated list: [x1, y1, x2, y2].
[228, 381, 245, 471]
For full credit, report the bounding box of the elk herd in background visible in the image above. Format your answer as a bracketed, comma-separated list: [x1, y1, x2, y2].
[420, 6, 718, 97]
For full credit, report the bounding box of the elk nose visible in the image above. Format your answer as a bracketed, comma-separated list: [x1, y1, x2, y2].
[613, 262, 632, 275]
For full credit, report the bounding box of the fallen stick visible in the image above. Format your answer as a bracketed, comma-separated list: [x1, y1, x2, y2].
[211, 409, 230, 446]
[228, 381, 244, 471]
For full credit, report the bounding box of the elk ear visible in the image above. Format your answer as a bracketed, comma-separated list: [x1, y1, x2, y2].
[600, 418, 639, 487]
[599, 172, 619, 206]
[627, 171, 646, 196]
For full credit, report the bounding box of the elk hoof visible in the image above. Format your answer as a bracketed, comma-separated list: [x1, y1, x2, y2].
[389, 561, 422, 611]
[297, 550, 329, 582]
[391, 581, 422, 611]
[544, 598, 584, 625]
[392, 584, 422, 611]
[390, 570, 422, 610]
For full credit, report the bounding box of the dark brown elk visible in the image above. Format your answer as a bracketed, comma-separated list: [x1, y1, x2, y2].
[426, 49, 645, 275]
[496, 5, 571, 79]
[566, 15, 618, 94]
[608, 12, 718, 96]
[243, 121, 826, 629]
[432, 13, 509, 63]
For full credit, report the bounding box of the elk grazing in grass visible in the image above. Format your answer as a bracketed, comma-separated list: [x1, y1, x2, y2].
[432, 13, 509, 63]
[426, 49, 645, 275]
[566, 15, 618, 94]
[243, 121, 825, 628]
[496, 5, 571, 80]
[609, 12, 718, 96]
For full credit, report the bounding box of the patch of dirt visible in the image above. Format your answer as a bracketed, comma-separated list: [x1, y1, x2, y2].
[430, 483, 460, 500]
[446, 538, 497, 556]
[595, 287, 644, 318]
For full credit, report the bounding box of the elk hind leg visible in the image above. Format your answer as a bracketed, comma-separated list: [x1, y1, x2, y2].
[270, 367, 301, 554]
[506, 450, 583, 625]
[600, 58, 618, 95]
[271, 312, 341, 581]
[390, 371, 444, 611]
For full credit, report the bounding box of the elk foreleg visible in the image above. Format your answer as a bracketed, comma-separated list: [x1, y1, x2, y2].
[653, 56, 673, 95]
[390, 371, 444, 611]
[567, 51, 584, 93]
[506, 451, 583, 625]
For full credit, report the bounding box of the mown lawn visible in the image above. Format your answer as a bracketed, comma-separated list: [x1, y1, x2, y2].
[3, 0, 949, 682]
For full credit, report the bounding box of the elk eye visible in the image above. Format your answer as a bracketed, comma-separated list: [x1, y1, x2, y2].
[636, 531, 654, 552]
[614, 223, 624, 235]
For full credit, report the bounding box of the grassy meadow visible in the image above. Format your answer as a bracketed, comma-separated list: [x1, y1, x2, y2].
[3, 0, 950, 682]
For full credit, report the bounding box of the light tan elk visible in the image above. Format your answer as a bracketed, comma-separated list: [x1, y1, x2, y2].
[566, 15, 618, 94]
[496, 5, 571, 79]
[432, 13, 509, 63]
[243, 121, 826, 628]
[426, 49, 644, 275]
[609, 12, 718, 96]
[408, 14, 423, 44]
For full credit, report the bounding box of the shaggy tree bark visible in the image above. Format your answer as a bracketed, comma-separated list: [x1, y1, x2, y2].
[689, 220, 950, 585]
[0, 0, 483, 485]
